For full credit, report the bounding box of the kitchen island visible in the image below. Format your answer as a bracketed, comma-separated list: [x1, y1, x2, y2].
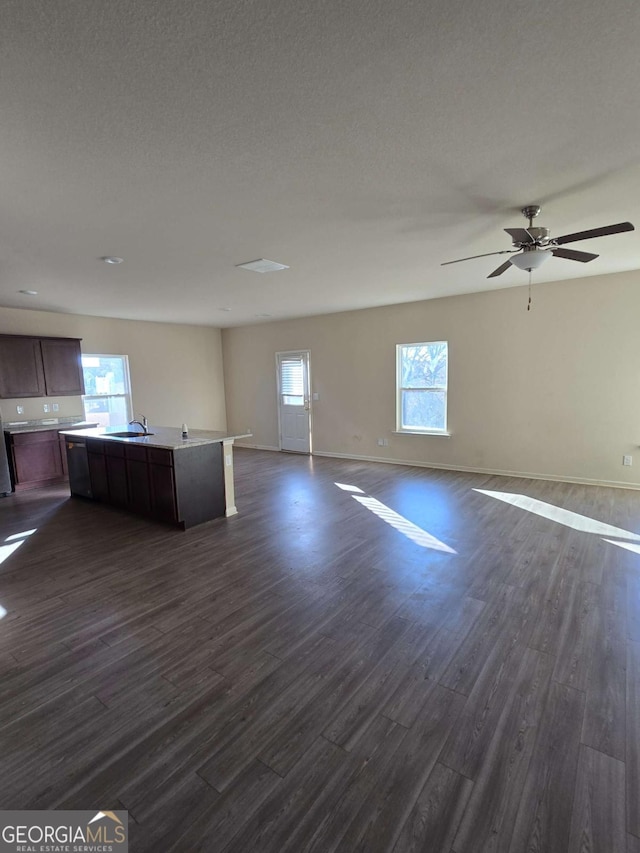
[60, 425, 250, 529]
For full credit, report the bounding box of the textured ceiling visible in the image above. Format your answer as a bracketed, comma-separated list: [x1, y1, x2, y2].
[1, 0, 639, 327]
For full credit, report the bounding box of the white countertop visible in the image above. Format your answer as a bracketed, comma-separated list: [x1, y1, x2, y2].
[4, 420, 98, 434]
[59, 425, 251, 450]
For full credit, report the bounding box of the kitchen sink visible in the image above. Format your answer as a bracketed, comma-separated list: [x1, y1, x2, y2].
[108, 431, 155, 438]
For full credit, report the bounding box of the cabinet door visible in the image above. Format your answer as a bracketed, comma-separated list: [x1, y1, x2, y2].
[11, 432, 63, 486]
[88, 451, 109, 501]
[106, 455, 128, 505]
[127, 459, 152, 513]
[0, 337, 46, 397]
[40, 338, 85, 396]
[59, 436, 69, 477]
[150, 463, 178, 522]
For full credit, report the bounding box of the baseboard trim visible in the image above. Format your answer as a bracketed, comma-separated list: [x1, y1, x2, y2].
[236, 442, 280, 452]
[310, 450, 640, 491]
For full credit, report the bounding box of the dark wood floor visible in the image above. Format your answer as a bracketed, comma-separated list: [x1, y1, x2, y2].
[1, 448, 639, 852]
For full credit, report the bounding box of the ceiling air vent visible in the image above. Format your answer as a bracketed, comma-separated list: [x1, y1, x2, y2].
[235, 258, 289, 273]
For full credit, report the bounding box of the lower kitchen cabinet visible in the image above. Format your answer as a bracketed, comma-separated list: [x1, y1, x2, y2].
[7, 429, 64, 490]
[106, 456, 128, 506]
[80, 438, 224, 528]
[126, 457, 152, 513]
[59, 436, 69, 477]
[87, 442, 109, 501]
[85, 440, 179, 524]
[149, 461, 177, 523]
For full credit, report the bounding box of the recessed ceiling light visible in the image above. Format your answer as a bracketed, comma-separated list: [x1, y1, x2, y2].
[255, 313, 273, 318]
[101, 256, 124, 264]
[219, 307, 232, 312]
[236, 258, 289, 273]
[18, 289, 38, 296]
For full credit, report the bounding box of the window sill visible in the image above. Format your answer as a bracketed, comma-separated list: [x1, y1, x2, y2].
[393, 430, 451, 437]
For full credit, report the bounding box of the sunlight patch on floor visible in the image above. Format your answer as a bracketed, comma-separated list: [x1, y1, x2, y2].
[0, 541, 24, 567]
[474, 489, 640, 541]
[603, 539, 640, 555]
[4, 528, 37, 542]
[0, 527, 38, 571]
[334, 482, 456, 553]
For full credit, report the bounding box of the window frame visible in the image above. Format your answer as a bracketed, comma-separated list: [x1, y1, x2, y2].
[395, 341, 449, 435]
[81, 353, 133, 427]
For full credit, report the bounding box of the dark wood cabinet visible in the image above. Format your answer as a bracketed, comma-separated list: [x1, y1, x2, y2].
[40, 338, 84, 396]
[0, 337, 46, 397]
[79, 437, 224, 528]
[149, 462, 177, 522]
[87, 440, 109, 501]
[8, 429, 64, 490]
[59, 436, 69, 477]
[126, 458, 152, 513]
[0, 335, 84, 398]
[106, 456, 128, 506]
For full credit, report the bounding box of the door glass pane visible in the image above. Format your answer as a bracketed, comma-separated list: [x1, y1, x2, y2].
[282, 394, 304, 406]
[280, 359, 305, 395]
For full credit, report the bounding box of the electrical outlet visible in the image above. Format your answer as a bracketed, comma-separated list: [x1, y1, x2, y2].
[623, 455, 633, 467]
[225, 454, 232, 467]
[16, 405, 24, 414]
[52, 403, 59, 412]
[43, 404, 50, 413]
[377, 438, 389, 447]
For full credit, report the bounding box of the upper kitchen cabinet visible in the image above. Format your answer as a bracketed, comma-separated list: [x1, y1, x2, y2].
[0, 336, 46, 397]
[0, 335, 84, 398]
[40, 338, 84, 396]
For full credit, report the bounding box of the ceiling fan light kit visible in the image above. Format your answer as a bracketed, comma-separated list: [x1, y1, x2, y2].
[509, 248, 552, 272]
[442, 205, 635, 279]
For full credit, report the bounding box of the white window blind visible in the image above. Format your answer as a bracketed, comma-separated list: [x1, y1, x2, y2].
[280, 357, 305, 405]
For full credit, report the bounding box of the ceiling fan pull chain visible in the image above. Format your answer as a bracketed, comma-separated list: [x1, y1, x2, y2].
[527, 270, 532, 311]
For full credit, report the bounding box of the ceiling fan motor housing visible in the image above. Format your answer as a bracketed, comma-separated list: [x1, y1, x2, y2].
[519, 227, 549, 245]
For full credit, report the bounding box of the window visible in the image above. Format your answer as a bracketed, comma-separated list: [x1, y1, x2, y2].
[81, 354, 132, 427]
[396, 341, 448, 433]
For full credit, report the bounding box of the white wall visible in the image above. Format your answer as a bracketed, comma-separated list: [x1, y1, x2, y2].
[0, 307, 226, 430]
[222, 269, 640, 488]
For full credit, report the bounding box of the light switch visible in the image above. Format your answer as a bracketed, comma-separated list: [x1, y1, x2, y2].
[312, 392, 319, 401]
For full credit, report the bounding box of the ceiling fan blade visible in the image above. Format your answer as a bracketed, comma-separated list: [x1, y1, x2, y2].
[554, 221, 634, 245]
[551, 247, 599, 263]
[441, 249, 515, 267]
[504, 227, 534, 244]
[487, 259, 513, 278]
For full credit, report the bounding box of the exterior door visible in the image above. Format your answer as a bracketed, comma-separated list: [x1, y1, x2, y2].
[277, 351, 311, 453]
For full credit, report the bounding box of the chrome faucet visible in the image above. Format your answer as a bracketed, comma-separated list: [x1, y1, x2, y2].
[129, 414, 149, 434]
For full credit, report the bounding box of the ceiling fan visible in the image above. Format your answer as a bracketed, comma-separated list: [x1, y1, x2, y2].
[442, 205, 635, 278]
